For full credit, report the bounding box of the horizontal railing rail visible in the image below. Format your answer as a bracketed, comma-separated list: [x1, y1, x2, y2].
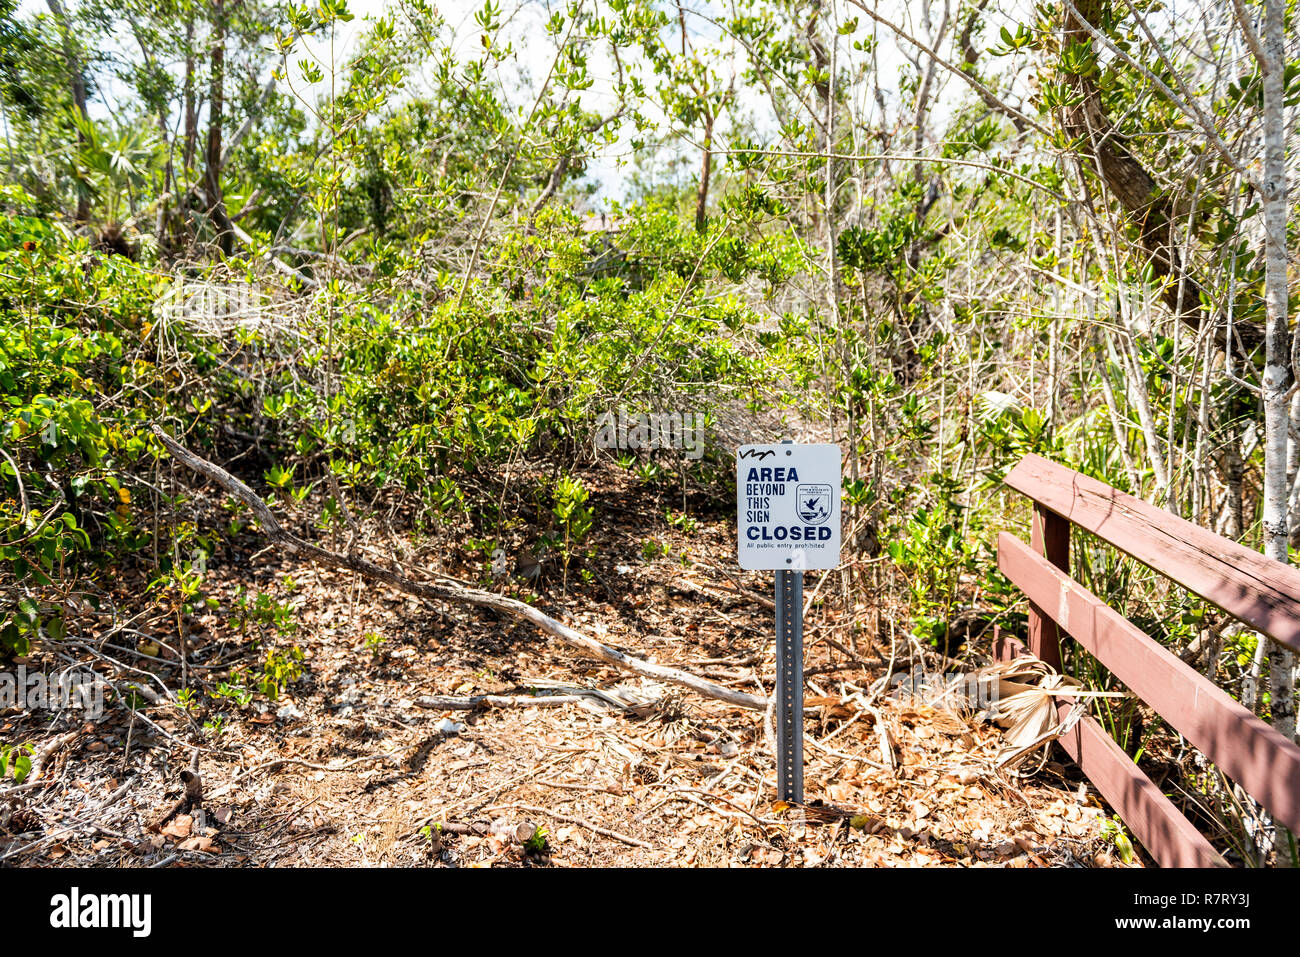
[1005, 453, 1300, 654]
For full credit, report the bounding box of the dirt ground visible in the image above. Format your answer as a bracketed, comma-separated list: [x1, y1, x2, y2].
[0, 466, 1121, 868]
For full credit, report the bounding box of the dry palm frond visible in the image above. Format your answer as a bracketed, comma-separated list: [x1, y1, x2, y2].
[972, 654, 1128, 774]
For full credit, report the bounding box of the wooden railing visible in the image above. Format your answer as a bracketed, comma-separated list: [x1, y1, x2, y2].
[997, 453, 1300, 868]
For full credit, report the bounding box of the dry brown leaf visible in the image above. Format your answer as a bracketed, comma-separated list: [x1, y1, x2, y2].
[827, 782, 855, 801]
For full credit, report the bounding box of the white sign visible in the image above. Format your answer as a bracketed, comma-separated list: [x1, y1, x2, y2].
[736, 443, 842, 570]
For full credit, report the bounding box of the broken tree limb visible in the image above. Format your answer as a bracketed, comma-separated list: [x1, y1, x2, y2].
[150, 425, 768, 711]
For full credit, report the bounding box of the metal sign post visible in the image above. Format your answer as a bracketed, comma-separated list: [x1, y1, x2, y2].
[736, 441, 840, 806]
[774, 566, 804, 803]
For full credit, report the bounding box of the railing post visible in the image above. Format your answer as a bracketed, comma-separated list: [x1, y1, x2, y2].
[1028, 502, 1069, 671]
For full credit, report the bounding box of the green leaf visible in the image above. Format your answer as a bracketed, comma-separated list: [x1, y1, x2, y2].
[1114, 830, 1134, 864]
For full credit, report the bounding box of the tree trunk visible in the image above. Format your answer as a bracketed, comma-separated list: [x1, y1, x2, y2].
[183, 17, 197, 177]
[45, 0, 90, 223]
[1221, 430, 1245, 541]
[694, 114, 713, 233]
[204, 0, 234, 256]
[1258, 0, 1296, 750]
[1286, 391, 1300, 548]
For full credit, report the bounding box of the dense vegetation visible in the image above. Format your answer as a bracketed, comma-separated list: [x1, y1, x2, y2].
[0, 0, 1297, 864]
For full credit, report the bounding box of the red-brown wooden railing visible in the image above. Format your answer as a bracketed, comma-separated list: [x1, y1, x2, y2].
[998, 453, 1300, 868]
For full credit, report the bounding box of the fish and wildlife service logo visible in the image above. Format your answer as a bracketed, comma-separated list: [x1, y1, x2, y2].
[795, 484, 833, 525]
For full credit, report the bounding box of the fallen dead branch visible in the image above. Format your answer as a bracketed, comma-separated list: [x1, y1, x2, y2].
[647, 787, 773, 833]
[24, 729, 79, 785]
[151, 425, 767, 711]
[534, 778, 625, 796]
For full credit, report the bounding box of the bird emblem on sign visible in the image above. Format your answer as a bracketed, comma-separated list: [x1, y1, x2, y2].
[796, 484, 833, 525]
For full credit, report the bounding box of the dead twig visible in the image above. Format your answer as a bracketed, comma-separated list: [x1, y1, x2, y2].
[488, 802, 652, 849]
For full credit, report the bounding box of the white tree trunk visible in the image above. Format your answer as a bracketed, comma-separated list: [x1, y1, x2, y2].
[1286, 391, 1300, 546]
[1258, 0, 1296, 745]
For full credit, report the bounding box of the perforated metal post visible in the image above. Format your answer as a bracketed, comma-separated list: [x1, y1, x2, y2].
[774, 567, 804, 804]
